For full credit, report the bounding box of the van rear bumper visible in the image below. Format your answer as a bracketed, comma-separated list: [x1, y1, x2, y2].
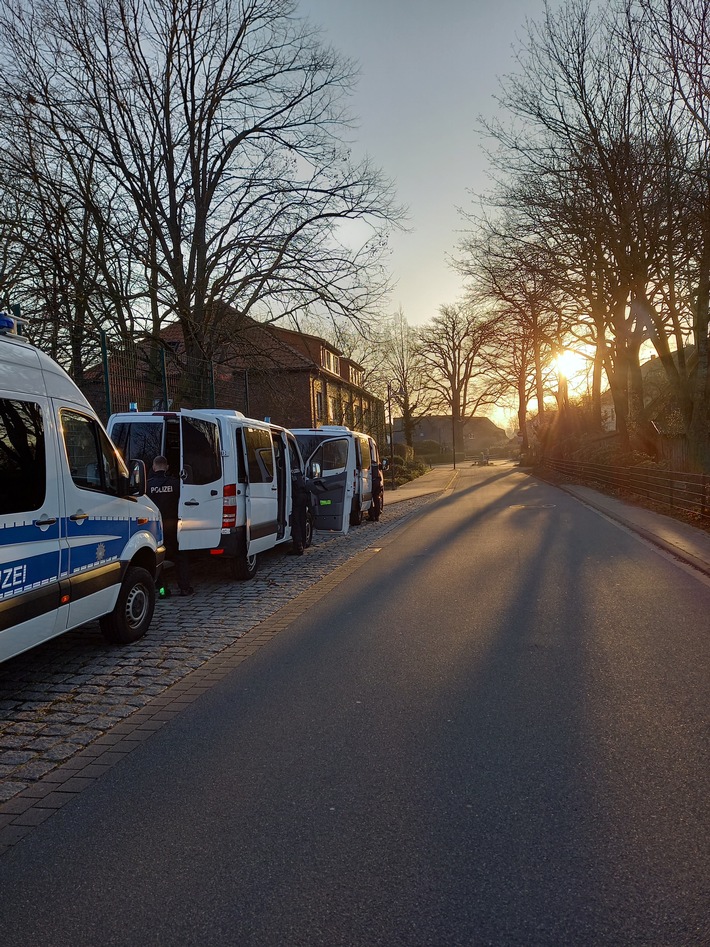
[211, 527, 245, 558]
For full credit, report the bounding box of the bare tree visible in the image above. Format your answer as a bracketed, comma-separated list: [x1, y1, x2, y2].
[368, 309, 434, 447]
[0, 170, 30, 322]
[638, 0, 710, 470]
[464, 0, 710, 467]
[2, 111, 145, 379]
[0, 0, 400, 393]
[456, 219, 566, 420]
[489, 0, 656, 449]
[417, 303, 503, 455]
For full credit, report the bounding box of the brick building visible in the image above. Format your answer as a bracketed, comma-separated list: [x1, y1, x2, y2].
[94, 316, 386, 447]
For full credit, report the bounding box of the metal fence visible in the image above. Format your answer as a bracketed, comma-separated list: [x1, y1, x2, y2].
[544, 457, 710, 525]
[80, 342, 249, 422]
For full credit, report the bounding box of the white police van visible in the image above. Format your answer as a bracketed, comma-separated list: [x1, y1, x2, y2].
[0, 314, 164, 664]
[108, 409, 348, 580]
[291, 426, 383, 529]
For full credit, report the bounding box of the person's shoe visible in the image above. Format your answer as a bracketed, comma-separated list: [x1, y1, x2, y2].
[179, 587, 195, 596]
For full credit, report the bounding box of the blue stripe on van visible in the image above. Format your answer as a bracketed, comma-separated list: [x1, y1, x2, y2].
[0, 514, 158, 603]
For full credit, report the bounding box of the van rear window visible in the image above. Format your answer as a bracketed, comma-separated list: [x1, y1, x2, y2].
[181, 417, 221, 485]
[111, 421, 163, 469]
[0, 398, 46, 514]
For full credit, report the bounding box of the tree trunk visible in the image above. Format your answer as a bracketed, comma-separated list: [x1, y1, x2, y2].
[534, 333, 545, 418]
[518, 364, 529, 450]
[687, 253, 710, 472]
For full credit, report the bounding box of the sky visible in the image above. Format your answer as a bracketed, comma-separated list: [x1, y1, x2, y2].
[298, 0, 549, 327]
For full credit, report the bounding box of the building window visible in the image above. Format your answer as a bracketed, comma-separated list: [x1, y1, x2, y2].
[323, 349, 340, 375]
[328, 396, 338, 423]
[315, 390, 324, 421]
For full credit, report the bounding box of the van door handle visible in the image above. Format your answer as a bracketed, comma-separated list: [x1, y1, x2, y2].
[70, 512, 89, 522]
[34, 516, 57, 529]
[184, 500, 199, 506]
[271, 486, 278, 491]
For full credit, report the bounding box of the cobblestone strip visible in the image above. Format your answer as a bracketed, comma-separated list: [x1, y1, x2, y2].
[0, 500, 427, 856]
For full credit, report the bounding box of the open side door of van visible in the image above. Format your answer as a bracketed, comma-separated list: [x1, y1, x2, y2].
[306, 436, 353, 535]
[178, 411, 224, 550]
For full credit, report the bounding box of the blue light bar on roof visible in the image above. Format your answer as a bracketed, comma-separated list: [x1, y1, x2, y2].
[0, 311, 29, 339]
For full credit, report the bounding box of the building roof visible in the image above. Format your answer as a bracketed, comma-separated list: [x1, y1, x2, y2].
[155, 314, 374, 394]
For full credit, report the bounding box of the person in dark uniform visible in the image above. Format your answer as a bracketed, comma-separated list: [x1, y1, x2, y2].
[147, 455, 193, 596]
[369, 461, 383, 521]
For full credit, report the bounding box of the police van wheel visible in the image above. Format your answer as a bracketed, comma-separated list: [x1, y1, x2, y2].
[100, 567, 155, 645]
[232, 552, 258, 581]
[304, 513, 314, 548]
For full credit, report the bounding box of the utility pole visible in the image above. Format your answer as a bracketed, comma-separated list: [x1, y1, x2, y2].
[387, 382, 395, 489]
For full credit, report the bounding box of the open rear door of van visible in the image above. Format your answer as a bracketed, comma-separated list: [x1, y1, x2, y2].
[306, 436, 353, 535]
[178, 411, 224, 550]
[240, 424, 279, 555]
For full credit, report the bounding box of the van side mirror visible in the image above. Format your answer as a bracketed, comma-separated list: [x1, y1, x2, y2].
[117, 459, 146, 498]
[309, 461, 322, 480]
[129, 459, 147, 496]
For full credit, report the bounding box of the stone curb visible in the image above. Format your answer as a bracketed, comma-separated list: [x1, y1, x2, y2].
[555, 483, 710, 579]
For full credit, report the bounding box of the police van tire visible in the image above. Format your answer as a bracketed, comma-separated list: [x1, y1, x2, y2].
[100, 566, 155, 645]
[232, 552, 258, 581]
[305, 512, 314, 548]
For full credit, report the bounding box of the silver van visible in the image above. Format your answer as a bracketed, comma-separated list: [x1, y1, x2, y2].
[291, 426, 382, 528]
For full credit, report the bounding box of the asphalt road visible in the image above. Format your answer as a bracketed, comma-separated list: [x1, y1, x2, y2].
[1, 466, 709, 946]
